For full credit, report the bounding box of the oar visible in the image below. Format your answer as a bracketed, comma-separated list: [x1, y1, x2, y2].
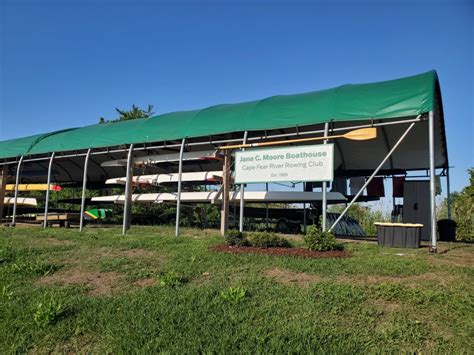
[219, 127, 377, 150]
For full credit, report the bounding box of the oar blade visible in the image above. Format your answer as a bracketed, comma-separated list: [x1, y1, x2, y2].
[344, 127, 377, 140]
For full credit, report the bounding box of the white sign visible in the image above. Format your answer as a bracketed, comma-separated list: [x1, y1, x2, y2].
[234, 144, 334, 184]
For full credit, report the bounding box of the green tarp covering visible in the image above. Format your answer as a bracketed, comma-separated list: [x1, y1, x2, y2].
[0, 70, 440, 159]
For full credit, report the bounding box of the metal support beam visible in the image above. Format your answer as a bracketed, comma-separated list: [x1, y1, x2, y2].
[303, 203, 307, 233]
[239, 131, 248, 232]
[79, 149, 91, 231]
[220, 149, 231, 236]
[175, 138, 186, 237]
[11, 155, 24, 227]
[211, 184, 224, 204]
[429, 111, 437, 252]
[322, 122, 329, 231]
[265, 182, 269, 230]
[0, 117, 423, 166]
[122, 145, 134, 235]
[43, 152, 55, 228]
[0, 165, 7, 223]
[329, 122, 416, 233]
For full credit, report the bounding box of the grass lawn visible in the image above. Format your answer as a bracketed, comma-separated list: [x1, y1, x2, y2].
[0, 225, 473, 353]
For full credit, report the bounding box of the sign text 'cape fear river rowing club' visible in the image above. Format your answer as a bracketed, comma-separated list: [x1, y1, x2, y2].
[234, 144, 334, 184]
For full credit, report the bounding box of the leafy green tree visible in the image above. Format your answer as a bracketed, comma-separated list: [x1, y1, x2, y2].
[438, 168, 473, 241]
[99, 104, 154, 123]
[328, 203, 389, 236]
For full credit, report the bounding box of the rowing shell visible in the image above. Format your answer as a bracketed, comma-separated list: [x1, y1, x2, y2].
[3, 197, 38, 207]
[91, 191, 346, 204]
[101, 150, 222, 167]
[5, 184, 61, 192]
[105, 171, 223, 186]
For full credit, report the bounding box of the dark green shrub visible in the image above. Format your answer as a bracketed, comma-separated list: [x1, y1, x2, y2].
[224, 230, 249, 247]
[248, 231, 291, 248]
[328, 204, 389, 236]
[438, 168, 473, 241]
[304, 225, 340, 251]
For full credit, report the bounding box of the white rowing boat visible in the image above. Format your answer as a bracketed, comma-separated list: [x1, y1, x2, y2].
[3, 197, 38, 207]
[105, 171, 223, 186]
[101, 150, 221, 167]
[91, 191, 346, 204]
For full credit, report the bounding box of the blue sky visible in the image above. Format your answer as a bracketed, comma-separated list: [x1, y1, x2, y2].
[1, 0, 472, 193]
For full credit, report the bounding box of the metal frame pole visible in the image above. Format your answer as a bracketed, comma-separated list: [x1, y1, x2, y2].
[0, 165, 7, 223]
[322, 122, 329, 231]
[329, 122, 416, 232]
[429, 111, 437, 252]
[265, 182, 269, 230]
[43, 152, 55, 228]
[303, 197, 307, 233]
[79, 149, 91, 232]
[175, 138, 186, 237]
[239, 131, 248, 232]
[122, 144, 134, 235]
[11, 155, 24, 227]
[0, 117, 423, 167]
[220, 149, 231, 236]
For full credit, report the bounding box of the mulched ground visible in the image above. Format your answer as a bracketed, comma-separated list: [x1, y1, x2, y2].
[210, 245, 350, 258]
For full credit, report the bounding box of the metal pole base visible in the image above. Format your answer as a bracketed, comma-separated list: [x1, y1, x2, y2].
[429, 246, 437, 253]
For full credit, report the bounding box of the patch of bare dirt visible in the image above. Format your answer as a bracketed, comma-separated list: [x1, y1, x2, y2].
[264, 268, 322, 287]
[37, 268, 124, 296]
[89, 247, 160, 260]
[190, 271, 215, 286]
[54, 247, 162, 267]
[32, 334, 98, 354]
[210, 245, 349, 258]
[371, 299, 401, 313]
[38, 267, 161, 295]
[133, 278, 157, 288]
[29, 237, 74, 247]
[118, 248, 157, 258]
[335, 272, 461, 287]
[429, 247, 474, 268]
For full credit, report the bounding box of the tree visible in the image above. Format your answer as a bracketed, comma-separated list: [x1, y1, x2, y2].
[328, 203, 389, 236]
[438, 168, 473, 241]
[99, 104, 154, 123]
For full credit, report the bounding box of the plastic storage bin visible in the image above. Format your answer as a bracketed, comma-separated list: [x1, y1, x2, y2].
[374, 222, 423, 248]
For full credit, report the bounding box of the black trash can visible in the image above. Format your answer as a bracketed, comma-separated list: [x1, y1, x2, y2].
[437, 219, 457, 241]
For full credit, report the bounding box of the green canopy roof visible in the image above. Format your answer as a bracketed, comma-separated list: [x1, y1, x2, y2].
[0, 70, 441, 159]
